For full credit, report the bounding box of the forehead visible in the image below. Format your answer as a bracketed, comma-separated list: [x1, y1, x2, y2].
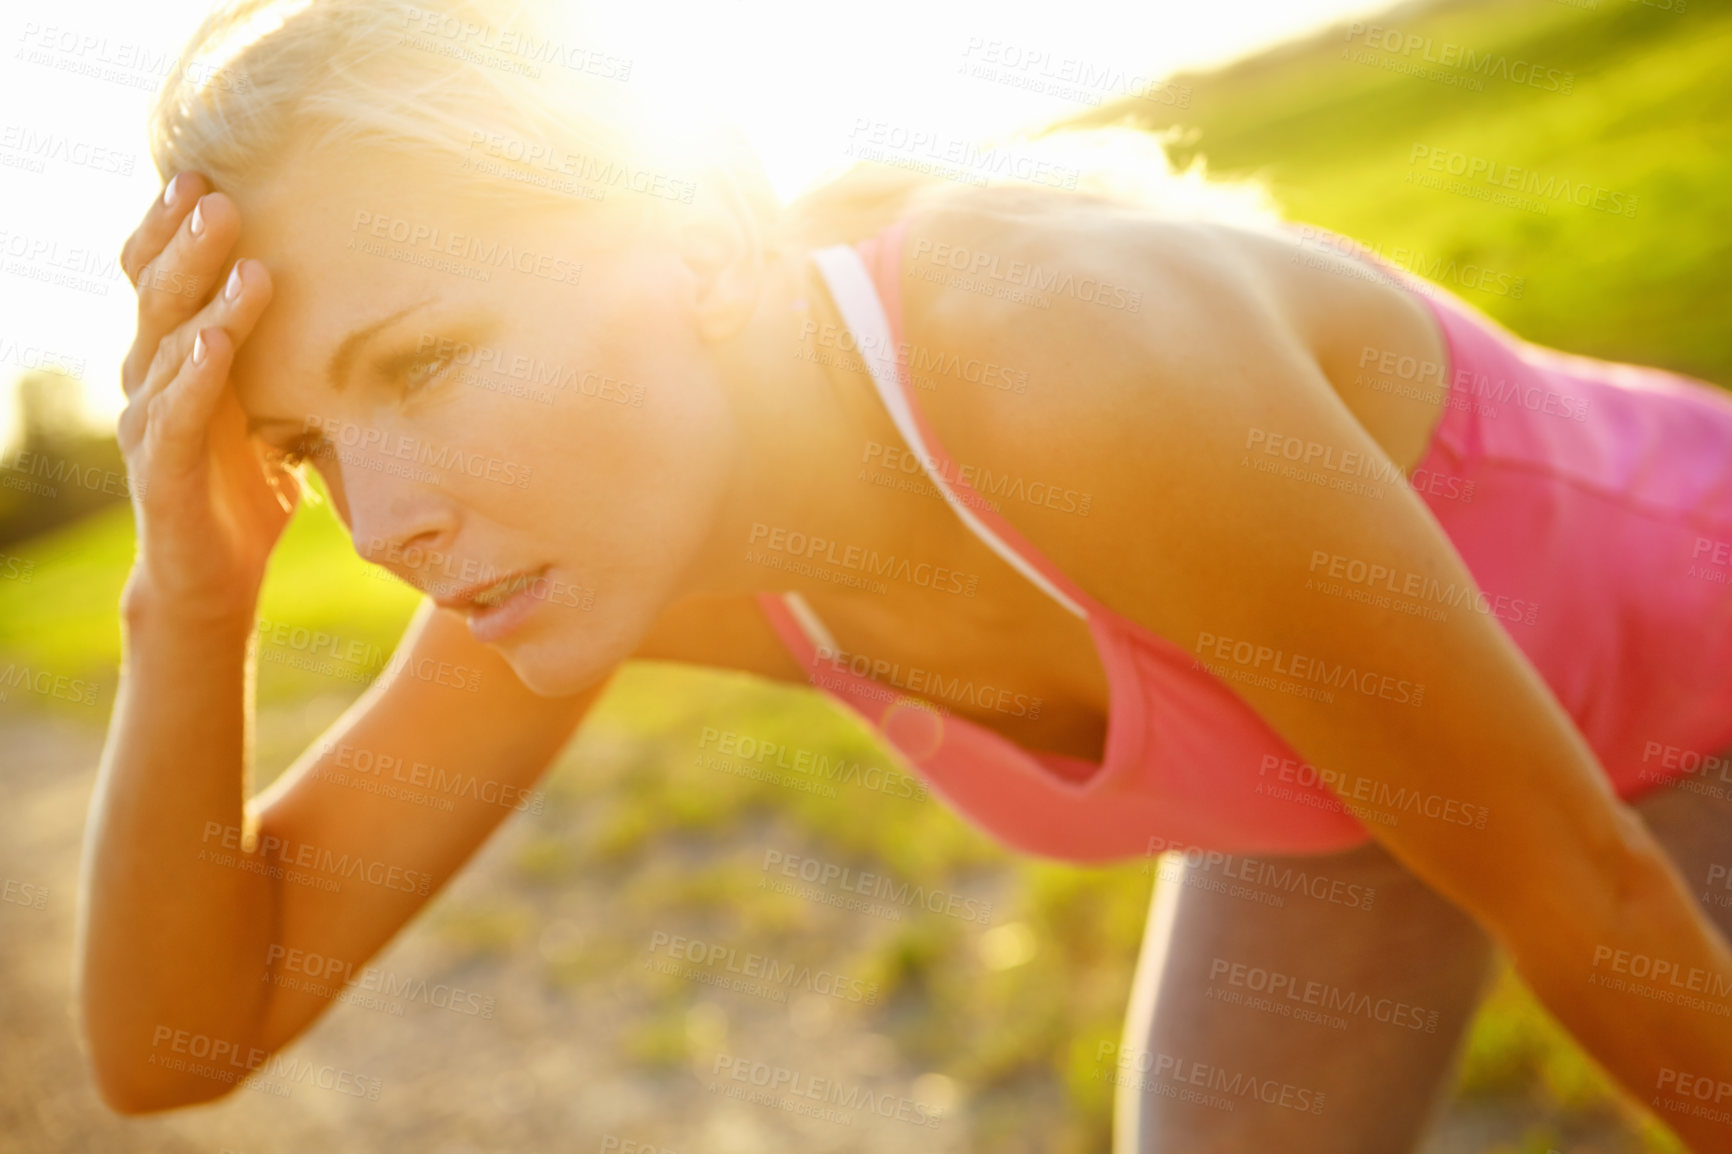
[225, 151, 504, 413]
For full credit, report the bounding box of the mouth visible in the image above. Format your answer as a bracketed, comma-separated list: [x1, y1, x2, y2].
[471, 569, 543, 609]
[436, 564, 550, 643]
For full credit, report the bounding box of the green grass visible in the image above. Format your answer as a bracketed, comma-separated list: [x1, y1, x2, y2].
[0, 484, 1680, 1148]
[0, 486, 420, 714]
[1072, 0, 1732, 384]
[3, 0, 1725, 1148]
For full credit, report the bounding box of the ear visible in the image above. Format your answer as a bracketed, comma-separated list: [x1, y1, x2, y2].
[678, 171, 765, 341]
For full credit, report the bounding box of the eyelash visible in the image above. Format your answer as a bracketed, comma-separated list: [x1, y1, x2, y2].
[267, 352, 454, 469]
[397, 352, 453, 398]
[275, 433, 324, 469]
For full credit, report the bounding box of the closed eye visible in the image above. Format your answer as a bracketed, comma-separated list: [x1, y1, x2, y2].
[264, 430, 326, 470]
[384, 350, 454, 399]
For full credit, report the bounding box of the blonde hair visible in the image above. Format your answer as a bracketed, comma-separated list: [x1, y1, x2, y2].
[149, 0, 1276, 253]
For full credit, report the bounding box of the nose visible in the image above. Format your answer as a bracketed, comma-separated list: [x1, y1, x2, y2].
[340, 468, 460, 572]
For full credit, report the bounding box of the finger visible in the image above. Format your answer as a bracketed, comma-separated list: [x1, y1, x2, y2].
[143, 327, 235, 482]
[124, 190, 242, 395]
[133, 256, 274, 410]
[119, 172, 209, 287]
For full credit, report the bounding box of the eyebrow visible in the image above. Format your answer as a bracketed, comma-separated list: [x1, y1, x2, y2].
[244, 296, 442, 434]
[326, 296, 439, 392]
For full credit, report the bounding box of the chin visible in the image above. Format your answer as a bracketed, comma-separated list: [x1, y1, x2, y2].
[496, 625, 631, 698]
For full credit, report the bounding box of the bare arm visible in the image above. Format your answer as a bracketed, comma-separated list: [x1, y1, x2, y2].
[74, 176, 604, 1113]
[1078, 255, 1732, 1151]
[78, 597, 601, 1113]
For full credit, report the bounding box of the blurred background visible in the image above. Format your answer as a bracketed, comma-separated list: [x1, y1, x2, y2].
[0, 0, 1726, 1150]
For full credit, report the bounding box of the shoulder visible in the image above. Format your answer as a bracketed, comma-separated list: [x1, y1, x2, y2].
[888, 186, 1441, 634]
[890, 192, 1315, 586]
[894, 186, 1341, 461]
[895, 186, 1436, 420]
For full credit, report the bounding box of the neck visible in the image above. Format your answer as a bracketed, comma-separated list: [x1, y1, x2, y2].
[677, 240, 971, 607]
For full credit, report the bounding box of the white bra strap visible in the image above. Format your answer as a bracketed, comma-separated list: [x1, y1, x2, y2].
[811, 243, 1087, 620]
[782, 591, 840, 657]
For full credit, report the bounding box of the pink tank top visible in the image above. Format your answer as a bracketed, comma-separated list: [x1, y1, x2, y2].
[756, 218, 1732, 863]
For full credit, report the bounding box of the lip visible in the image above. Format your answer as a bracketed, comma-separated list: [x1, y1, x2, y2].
[433, 565, 549, 644]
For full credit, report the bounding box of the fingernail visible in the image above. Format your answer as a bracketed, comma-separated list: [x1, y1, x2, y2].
[189, 199, 206, 237]
[224, 263, 244, 301]
[162, 175, 181, 208]
[192, 331, 208, 365]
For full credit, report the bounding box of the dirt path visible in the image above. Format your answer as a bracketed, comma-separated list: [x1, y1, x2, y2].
[0, 702, 1650, 1154]
[0, 704, 971, 1154]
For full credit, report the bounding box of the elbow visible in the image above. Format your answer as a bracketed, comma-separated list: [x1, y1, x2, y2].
[76, 959, 276, 1115]
[1499, 801, 1689, 971]
[95, 1082, 207, 1118]
[79, 1016, 257, 1116]
[89, 1060, 242, 1116]
[1597, 799, 1685, 928]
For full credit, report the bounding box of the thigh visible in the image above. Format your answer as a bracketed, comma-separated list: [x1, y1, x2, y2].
[1630, 759, 1732, 941]
[1111, 839, 1496, 1154]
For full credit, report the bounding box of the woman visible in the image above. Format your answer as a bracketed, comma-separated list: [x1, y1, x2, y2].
[74, 0, 1732, 1150]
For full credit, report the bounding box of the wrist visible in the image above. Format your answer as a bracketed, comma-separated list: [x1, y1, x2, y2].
[120, 569, 259, 642]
